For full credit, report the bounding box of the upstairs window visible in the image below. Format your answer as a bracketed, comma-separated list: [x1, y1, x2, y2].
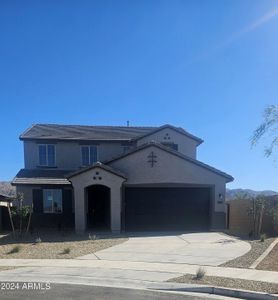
[38, 144, 56, 166]
[43, 189, 62, 213]
[81, 146, 98, 166]
[161, 142, 178, 151]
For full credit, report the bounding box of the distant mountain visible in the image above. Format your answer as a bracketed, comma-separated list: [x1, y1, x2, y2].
[0, 181, 16, 197]
[226, 188, 278, 200]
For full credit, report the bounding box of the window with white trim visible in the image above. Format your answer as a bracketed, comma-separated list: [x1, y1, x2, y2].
[38, 144, 56, 166]
[43, 189, 62, 213]
[81, 145, 98, 166]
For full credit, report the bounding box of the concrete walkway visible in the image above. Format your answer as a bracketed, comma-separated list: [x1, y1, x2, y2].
[0, 258, 278, 284]
[78, 232, 251, 266]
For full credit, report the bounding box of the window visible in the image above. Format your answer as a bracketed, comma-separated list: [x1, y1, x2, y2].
[38, 144, 56, 166]
[81, 146, 98, 166]
[43, 189, 62, 213]
[161, 142, 178, 151]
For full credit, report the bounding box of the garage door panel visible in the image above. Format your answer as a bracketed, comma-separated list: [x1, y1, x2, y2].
[125, 187, 210, 231]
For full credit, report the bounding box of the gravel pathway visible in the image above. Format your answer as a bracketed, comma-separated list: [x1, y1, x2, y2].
[169, 274, 278, 294]
[220, 237, 275, 268]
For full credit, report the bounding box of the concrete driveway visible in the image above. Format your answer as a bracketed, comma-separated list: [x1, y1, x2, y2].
[79, 232, 251, 266]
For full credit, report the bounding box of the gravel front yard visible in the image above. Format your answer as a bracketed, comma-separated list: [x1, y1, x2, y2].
[220, 237, 275, 268]
[0, 232, 128, 259]
[257, 243, 278, 272]
[169, 274, 278, 294]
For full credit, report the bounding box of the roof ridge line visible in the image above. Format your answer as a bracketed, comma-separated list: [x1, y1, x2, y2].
[34, 123, 159, 129]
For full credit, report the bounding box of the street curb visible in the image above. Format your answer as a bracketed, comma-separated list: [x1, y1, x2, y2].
[156, 285, 278, 300]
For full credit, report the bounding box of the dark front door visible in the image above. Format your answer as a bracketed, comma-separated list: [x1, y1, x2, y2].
[125, 187, 211, 232]
[87, 185, 110, 230]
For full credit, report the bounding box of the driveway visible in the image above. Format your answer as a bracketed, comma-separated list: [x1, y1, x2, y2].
[79, 232, 251, 266]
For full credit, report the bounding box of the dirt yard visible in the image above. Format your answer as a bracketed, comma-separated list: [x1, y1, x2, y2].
[220, 237, 275, 268]
[0, 231, 128, 259]
[169, 274, 278, 294]
[257, 243, 278, 272]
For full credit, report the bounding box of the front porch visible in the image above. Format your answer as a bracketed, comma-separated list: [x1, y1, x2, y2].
[68, 162, 126, 233]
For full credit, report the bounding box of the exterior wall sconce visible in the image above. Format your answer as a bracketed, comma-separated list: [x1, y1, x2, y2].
[218, 193, 224, 204]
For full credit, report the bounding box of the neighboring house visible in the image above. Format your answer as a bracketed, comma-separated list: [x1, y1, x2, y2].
[0, 194, 13, 231]
[12, 124, 233, 233]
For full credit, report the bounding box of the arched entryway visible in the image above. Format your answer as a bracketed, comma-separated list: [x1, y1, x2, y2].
[86, 185, 111, 230]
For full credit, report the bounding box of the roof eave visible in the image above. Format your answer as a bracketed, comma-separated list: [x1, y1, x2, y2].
[11, 179, 72, 186]
[19, 137, 133, 142]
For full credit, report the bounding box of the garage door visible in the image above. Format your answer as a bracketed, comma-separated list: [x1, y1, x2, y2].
[124, 187, 210, 231]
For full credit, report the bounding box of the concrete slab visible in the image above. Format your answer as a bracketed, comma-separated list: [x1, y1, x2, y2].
[1, 259, 278, 283]
[78, 232, 251, 266]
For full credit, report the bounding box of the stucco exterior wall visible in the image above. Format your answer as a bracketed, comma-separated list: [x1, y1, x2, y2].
[69, 167, 125, 233]
[136, 128, 199, 158]
[109, 145, 227, 214]
[16, 185, 34, 206]
[23, 141, 127, 170]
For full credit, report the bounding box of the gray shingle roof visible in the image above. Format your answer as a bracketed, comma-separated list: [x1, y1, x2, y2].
[12, 169, 72, 185]
[12, 165, 126, 185]
[19, 124, 201, 143]
[20, 124, 158, 141]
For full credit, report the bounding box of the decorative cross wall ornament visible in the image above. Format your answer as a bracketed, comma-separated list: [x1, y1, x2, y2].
[147, 151, 157, 167]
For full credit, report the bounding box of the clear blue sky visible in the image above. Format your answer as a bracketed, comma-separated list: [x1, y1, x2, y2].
[0, 0, 277, 191]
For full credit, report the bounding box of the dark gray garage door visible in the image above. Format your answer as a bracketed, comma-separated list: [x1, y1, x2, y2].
[124, 187, 210, 231]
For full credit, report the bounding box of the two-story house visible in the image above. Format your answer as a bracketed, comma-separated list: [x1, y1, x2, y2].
[12, 124, 233, 233]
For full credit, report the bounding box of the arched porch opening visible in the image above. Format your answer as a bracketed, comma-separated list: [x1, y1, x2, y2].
[86, 184, 111, 231]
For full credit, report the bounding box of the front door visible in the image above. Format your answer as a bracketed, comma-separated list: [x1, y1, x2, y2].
[87, 185, 111, 230]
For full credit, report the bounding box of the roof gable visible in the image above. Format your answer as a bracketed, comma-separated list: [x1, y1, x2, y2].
[133, 124, 203, 145]
[67, 162, 127, 179]
[106, 142, 233, 182]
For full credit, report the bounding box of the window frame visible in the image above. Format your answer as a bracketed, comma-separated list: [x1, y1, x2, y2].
[38, 144, 56, 167]
[80, 145, 98, 166]
[43, 189, 63, 214]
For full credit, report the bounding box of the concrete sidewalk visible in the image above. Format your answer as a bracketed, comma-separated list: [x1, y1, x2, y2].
[0, 258, 278, 284]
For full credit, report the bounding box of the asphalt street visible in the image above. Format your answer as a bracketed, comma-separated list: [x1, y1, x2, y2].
[0, 284, 236, 300]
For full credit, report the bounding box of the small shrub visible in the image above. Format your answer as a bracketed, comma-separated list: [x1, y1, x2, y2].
[195, 267, 206, 280]
[260, 233, 267, 242]
[62, 247, 71, 254]
[35, 237, 42, 244]
[8, 245, 21, 254]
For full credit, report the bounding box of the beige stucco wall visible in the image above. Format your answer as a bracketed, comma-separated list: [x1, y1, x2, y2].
[69, 167, 125, 233]
[109, 145, 227, 213]
[24, 141, 127, 170]
[136, 128, 199, 158]
[23, 129, 200, 170]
